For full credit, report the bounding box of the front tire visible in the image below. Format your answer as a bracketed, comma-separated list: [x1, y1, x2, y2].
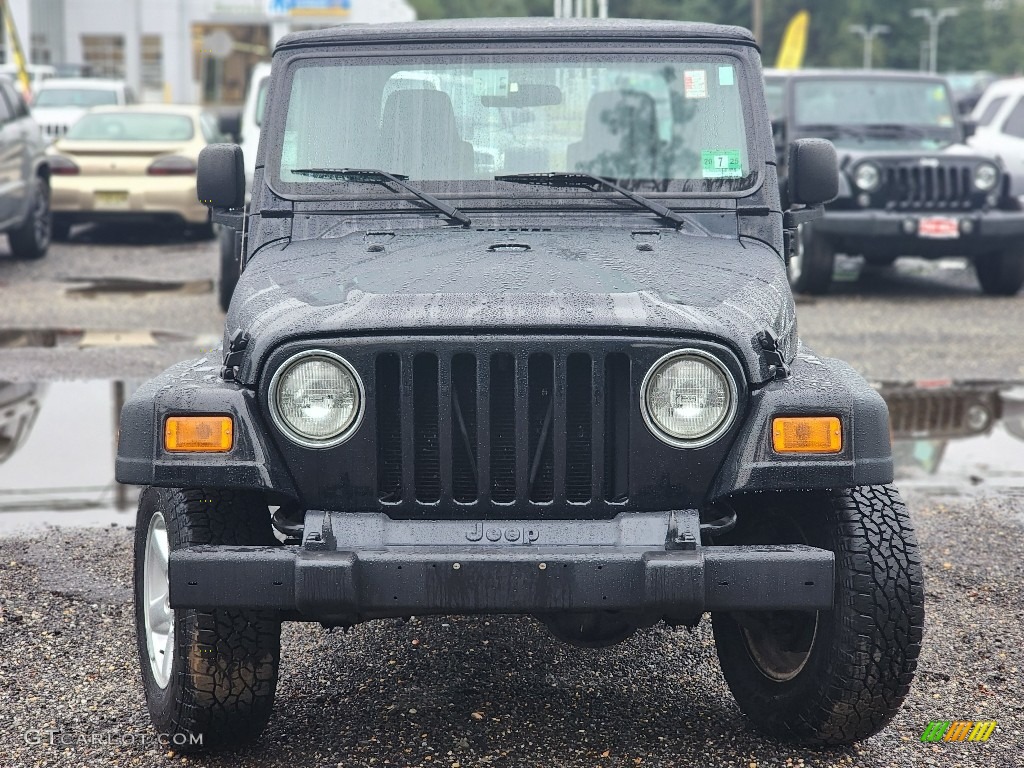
[788, 224, 835, 294]
[975, 250, 1024, 296]
[712, 485, 925, 745]
[134, 487, 281, 751]
[8, 176, 52, 259]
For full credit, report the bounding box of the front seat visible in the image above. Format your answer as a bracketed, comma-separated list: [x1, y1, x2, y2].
[378, 89, 474, 179]
[567, 90, 659, 179]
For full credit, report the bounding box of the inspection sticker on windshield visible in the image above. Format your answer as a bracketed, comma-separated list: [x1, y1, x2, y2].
[701, 150, 743, 178]
[684, 70, 708, 99]
[718, 66, 735, 86]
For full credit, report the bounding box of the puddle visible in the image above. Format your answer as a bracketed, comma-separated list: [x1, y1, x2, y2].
[0, 381, 140, 535]
[880, 380, 1024, 497]
[0, 328, 221, 349]
[64, 276, 213, 297]
[1, 378, 1021, 536]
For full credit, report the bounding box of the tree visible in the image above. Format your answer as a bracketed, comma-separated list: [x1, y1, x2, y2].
[408, 0, 1024, 74]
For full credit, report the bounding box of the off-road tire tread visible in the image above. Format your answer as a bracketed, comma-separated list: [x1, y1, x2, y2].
[790, 225, 835, 295]
[713, 484, 925, 745]
[975, 251, 1024, 296]
[135, 487, 280, 752]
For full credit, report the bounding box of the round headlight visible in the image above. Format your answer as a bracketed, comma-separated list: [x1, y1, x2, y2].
[269, 351, 363, 447]
[853, 162, 881, 192]
[974, 162, 999, 192]
[641, 351, 737, 447]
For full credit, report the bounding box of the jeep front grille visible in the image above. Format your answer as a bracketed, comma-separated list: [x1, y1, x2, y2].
[882, 162, 977, 210]
[374, 349, 631, 513]
[884, 385, 999, 439]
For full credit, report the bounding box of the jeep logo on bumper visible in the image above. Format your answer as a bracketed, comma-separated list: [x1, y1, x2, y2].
[465, 523, 540, 544]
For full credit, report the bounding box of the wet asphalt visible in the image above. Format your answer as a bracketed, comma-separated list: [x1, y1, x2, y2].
[0, 226, 1023, 767]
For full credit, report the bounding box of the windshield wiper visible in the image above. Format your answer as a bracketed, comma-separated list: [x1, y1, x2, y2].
[495, 172, 687, 228]
[290, 168, 471, 227]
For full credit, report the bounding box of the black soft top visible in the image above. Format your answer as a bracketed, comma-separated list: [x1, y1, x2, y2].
[275, 17, 757, 52]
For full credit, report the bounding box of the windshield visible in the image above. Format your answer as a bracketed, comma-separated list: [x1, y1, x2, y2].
[793, 78, 958, 148]
[274, 54, 754, 193]
[34, 88, 118, 108]
[65, 113, 194, 142]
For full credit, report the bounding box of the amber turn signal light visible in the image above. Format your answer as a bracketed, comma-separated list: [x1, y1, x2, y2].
[165, 416, 233, 452]
[772, 416, 842, 454]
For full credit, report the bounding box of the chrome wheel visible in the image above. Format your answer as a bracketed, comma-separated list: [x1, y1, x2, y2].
[143, 511, 173, 688]
[741, 611, 819, 682]
[33, 182, 51, 248]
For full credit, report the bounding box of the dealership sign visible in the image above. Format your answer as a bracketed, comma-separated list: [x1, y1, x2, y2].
[267, 0, 351, 15]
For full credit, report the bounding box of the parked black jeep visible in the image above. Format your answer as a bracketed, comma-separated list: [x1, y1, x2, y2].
[768, 69, 1024, 295]
[116, 20, 924, 750]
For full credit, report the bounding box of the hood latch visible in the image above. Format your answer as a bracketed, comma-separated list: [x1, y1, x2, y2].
[757, 330, 791, 381]
[221, 328, 250, 382]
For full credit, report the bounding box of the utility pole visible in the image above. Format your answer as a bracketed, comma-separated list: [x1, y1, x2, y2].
[911, 7, 960, 73]
[752, 0, 764, 43]
[554, 0, 607, 18]
[848, 24, 890, 69]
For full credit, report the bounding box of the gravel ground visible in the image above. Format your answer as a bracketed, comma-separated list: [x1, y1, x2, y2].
[0, 490, 1020, 768]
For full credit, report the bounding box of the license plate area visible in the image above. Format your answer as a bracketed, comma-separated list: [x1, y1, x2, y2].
[917, 216, 959, 239]
[95, 191, 129, 208]
[305, 510, 692, 549]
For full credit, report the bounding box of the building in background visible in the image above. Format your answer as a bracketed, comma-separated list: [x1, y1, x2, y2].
[3, 0, 416, 104]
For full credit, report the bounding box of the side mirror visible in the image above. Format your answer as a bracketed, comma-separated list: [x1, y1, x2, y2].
[962, 117, 977, 140]
[217, 109, 242, 142]
[788, 138, 838, 206]
[198, 144, 245, 227]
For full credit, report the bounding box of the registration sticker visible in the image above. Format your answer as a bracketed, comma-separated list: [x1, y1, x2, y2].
[701, 149, 743, 179]
[917, 216, 960, 239]
[684, 70, 708, 99]
[718, 66, 735, 86]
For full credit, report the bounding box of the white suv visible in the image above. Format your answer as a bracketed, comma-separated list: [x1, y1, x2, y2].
[30, 78, 136, 142]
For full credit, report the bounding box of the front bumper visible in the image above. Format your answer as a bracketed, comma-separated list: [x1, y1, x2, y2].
[52, 174, 208, 224]
[814, 209, 1024, 255]
[169, 511, 835, 623]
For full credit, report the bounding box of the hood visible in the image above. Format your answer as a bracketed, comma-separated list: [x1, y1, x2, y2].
[228, 227, 796, 386]
[30, 106, 87, 127]
[839, 142, 998, 165]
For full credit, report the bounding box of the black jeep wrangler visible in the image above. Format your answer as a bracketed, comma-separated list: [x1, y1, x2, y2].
[116, 20, 924, 749]
[768, 69, 1024, 295]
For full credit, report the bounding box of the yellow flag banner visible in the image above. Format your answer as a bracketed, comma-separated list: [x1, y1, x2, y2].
[776, 11, 810, 70]
[0, 0, 32, 98]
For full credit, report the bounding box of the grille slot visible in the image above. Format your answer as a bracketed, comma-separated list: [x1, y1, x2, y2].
[489, 353, 517, 503]
[413, 354, 440, 503]
[450, 354, 478, 503]
[565, 354, 593, 503]
[527, 354, 555, 503]
[375, 354, 402, 503]
[603, 353, 631, 503]
[374, 347, 630, 512]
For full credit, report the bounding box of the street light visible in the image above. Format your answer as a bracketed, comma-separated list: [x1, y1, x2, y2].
[911, 7, 960, 73]
[848, 24, 891, 69]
